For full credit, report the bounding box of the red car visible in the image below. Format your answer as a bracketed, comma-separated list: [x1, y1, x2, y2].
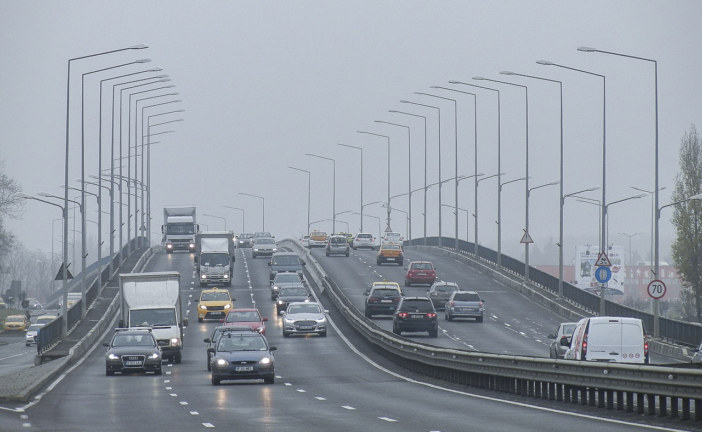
[404, 261, 436, 286]
[221, 308, 268, 334]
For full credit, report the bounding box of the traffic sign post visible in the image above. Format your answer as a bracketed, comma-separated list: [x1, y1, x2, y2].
[647, 280, 666, 300]
[594, 266, 612, 284]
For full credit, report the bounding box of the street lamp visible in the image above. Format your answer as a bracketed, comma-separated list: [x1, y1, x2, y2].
[357, 131, 391, 233]
[442, 203, 469, 243]
[618, 232, 643, 267]
[560, 187, 600, 296]
[337, 144, 364, 232]
[305, 153, 336, 234]
[353, 212, 382, 241]
[537, 60, 608, 295]
[221, 206, 245, 233]
[475, 173, 503, 256]
[525, 181, 560, 281]
[288, 166, 311, 235]
[374, 121, 412, 240]
[238, 193, 265, 231]
[202, 213, 227, 230]
[456, 173, 485, 251]
[389, 110, 428, 244]
[400, 100, 442, 245]
[384, 205, 410, 241]
[474, 76, 530, 275]
[632, 186, 667, 267]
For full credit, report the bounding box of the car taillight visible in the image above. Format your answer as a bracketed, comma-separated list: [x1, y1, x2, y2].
[426, 313, 436, 318]
[369, 297, 378, 302]
[398, 312, 408, 318]
[449, 301, 455, 307]
[581, 335, 588, 359]
[478, 301, 483, 308]
[644, 340, 649, 357]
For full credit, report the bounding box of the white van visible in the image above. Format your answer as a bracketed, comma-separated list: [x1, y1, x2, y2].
[563, 316, 649, 364]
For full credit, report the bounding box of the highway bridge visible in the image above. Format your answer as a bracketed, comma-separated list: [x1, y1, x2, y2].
[0, 241, 700, 431]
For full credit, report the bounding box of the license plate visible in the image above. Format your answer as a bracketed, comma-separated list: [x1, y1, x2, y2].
[416, 273, 426, 276]
[210, 312, 223, 316]
[381, 299, 392, 303]
[235, 366, 254, 372]
[298, 326, 313, 330]
[125, 361, 142, 366]
[386, 258, 395, 261]
[411, 315, 424, 319]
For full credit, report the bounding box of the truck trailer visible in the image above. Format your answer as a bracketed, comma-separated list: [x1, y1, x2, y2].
[119, 271, 187, 363]
[162, 206, 198, 253]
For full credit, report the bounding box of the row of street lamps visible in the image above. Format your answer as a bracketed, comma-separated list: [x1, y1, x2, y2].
[19, 44, 184, 336]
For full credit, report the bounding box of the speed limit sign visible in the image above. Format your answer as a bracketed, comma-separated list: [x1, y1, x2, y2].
[647, 279, 667, 300]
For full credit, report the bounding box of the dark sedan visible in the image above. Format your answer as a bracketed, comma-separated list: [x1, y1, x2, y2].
[203, 325, 253, 371]
[210, 332, 276, 385]
[392, 297, 438, 337]
[276, 285, 310, 314]
[104, 329, 162, 376]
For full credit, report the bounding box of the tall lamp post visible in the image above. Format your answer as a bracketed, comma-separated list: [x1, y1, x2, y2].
[305, 153, 336, 234]
[474, 76, 530, 277]
[389, 110, 428, 244]
[238, 193, 265, 231]
[374, 121, 412, 240]
[221, 206, 245, 233]
[357, 131, 391, 233]
[560, 187, 600, 296]
[353, 212, 381, 241]
[498, 177, 527, 266]
[399, 100, 442, 245]
[525, 181, 560, 281]
[288, 166, 311, 235]
[337, 144, 364, 231]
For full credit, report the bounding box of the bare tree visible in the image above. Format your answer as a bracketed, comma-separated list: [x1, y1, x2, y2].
[671, 125, 702, 322]
[0, 160, 23, 275]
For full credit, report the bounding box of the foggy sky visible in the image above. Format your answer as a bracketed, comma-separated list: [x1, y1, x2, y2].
[2, 1, 701, 268]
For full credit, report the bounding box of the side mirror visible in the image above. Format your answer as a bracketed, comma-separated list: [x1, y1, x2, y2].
[103, 342, 110, 347]
[481, 299, 486, 303]
[203, 338, 211, 343]
[182, 318, 189, 327]
[263, 317, 268, 322]
[218, 319, 224, 323]
[548, 333, 556, 340]
[302, 260, 306, 265]
[364, 289, 370, 296]
[269, 346, 278, 351]
[118, 319, 125, 328]
[268, 261, 272, 266]
[194, 255, 199, 264]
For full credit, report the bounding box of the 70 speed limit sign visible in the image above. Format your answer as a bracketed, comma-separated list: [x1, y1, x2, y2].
[647, 280, 667, 300]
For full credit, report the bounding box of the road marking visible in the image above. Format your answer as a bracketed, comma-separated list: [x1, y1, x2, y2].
[180, 401, 189, 406]
[297, 389, 306, 393]
[315, 396, 326, 401]
[379, 417, 397, 422]
[165, 387, 172, 390]
[202, 423, 215, 428]
[284, 382, 292, 386]
[169, 393, 177, 397]
[190, 411, 199, 415]
[341, 406, 356, 410]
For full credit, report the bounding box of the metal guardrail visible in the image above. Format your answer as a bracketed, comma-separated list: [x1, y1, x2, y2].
[287, 239, 702, 422]
[408, 236, 702, 347]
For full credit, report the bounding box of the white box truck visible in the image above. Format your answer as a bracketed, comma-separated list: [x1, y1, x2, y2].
[119, 272, 187, 363]
[195, 231, 235, 287]
[162, 206, 198, 253]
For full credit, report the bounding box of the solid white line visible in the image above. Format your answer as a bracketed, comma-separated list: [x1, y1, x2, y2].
[0, 352, 29, 361]
[322, 294, 688, 432]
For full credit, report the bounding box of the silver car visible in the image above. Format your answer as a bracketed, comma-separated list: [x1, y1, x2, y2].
[548, 322, 578, 359]
[252, 237, 277, 258]
[444, 291, 485, 322]
[282, 302, 328, 337]
[352, 233, 377, 250]
[326, 235, 349, 257]
[25, 323, 44, 346]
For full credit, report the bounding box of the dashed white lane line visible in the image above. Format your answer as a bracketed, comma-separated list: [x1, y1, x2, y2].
[315, 397, 326, 401]
[379, 417, 398, 422]
[180, 401, 189, 406]
[202, 423, 215, 428]
[190, 411, 199, 415]
[341, 406, 356, 410]
[169, 393, 178, 397]
[165, 387, 173, 390]
[296, 389, 306, 393]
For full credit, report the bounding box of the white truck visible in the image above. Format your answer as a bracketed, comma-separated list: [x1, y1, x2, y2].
[162, 206, 198, 253]
[195, 231, 236, 287]
[118, 272, 187, 363]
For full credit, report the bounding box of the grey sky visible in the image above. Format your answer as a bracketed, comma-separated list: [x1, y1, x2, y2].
[2, 1, 700, 267]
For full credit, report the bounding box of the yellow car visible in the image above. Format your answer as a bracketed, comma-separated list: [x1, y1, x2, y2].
[308, 230, 328, 248]
[198, 287, 234, 322]
[3, 315, 29, 331]
[368, 281, 404, 296]
[376, 243, 404, 266]
[35, 315, 58, 326]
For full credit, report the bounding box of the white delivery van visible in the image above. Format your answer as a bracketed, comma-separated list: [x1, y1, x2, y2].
[563, 316, 648, 364]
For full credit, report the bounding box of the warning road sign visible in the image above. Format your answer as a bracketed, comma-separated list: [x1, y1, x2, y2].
[520, 231, 534, 244]
[595, 252, 612, 267]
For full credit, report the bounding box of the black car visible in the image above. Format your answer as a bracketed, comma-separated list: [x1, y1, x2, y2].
[271, 272, 306, 300]
[104, 329, 163, 376]
[276, 285, 310, 314]
[203, 325, 254, 371]
[237, 233, 254, 248]
[392, 297, 438, 338]
[364, 286, 403, 318]
[269, 252, 306, 282]
[210, 332, 276, 385]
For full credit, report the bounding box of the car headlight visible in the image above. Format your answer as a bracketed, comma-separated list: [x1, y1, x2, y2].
[260, 357, 271, 365]
[166, 244, 173, 249]
[284, 316, 294, 323]
[272, 248, 278, 252]
[224, 304, 232, 309]
[200, 275, 207, 280]
[200, 304, 207, 310]
[223, 274, 229, 279]
[108, 353, 120, 360]
[216, 358, 228, 366]
[277, 300, 284, 305]
[256, 327, 264, 333]
[316, 316, 326, 323]
[273, 286, 280, 291]
[170, 338, 180, 346]
[149, 352, 160, 359]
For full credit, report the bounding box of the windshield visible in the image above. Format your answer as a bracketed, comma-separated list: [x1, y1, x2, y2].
[382, 244, 401, 250]
[112, 333, 156, 347]
[200, 253, 230, 266]
[288, 304, 321, 314]
[255, 238, 275, 245]
[225, 311, 261, 322]
[275, 274, 300, 283]
[280, 287, 307, 297]
[166, 223, 194, 235]
[217, 334, 268, 351]
[272, 255, 301, 266]
[130, 309, 177, 327]
[6, 316, 25, 323]
[201, 291, 231, 302]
